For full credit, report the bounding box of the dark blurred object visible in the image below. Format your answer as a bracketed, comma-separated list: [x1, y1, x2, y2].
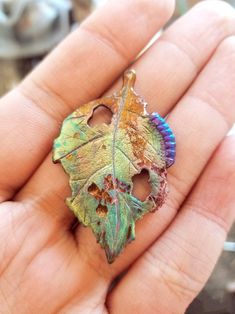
[0, 0, 73, 59]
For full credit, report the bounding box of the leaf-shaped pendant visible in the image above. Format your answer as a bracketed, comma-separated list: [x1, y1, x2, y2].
[53, 70, 176, 263]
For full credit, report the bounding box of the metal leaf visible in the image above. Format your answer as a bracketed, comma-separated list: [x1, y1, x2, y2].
[53, 70, 175, 263]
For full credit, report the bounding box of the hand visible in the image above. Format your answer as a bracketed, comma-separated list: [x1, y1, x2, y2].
[0, 0, 235, 313]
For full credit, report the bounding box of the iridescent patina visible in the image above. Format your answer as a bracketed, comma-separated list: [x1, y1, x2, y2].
[53, 70, 176, 263]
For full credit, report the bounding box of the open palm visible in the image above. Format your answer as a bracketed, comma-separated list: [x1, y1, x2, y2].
[0, 1, 235, 313]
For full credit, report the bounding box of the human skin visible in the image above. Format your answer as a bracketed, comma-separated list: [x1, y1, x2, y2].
[0, 0, 235, 313]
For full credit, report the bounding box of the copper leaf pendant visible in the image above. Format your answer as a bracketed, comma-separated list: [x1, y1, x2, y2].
[53, 70, 176, 263]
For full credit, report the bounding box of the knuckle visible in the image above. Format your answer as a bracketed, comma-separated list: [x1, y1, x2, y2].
[193, 0, 235, 32]
[185, 201, 229, 233]
[144, 250, 201, 303]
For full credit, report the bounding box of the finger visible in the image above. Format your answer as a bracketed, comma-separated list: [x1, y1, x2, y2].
[0, 0, 175, 201]
[17, 2, 235, 229]
[107, 135, 235, 314]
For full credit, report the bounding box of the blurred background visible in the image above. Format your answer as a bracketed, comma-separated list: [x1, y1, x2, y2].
[0, 1, 234, 313]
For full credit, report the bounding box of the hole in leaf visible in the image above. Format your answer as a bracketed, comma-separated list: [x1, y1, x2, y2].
[88, 182, 98, 193]
[88, 105, 113, 127]
[132, 169, 151, 202]
[96, 204, 108, 218]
